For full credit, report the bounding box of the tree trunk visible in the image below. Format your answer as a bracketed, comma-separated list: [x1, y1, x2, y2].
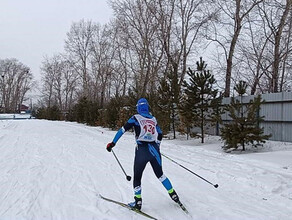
[271, 0, 292, 93]
[224, 18, 242, 97]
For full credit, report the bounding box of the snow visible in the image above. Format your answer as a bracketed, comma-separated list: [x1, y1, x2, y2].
[0, 119, 292, 220]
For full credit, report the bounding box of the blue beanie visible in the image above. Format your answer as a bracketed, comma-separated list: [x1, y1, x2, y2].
[136, 98, 149, 115]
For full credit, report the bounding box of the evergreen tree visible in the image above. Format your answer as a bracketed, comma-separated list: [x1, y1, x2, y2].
[182, 57, 222, 143]
[220, 81, 271, 151]
[70, 97, 99, 126]
[47, 105, 62, 120]
[35, 105, 61, 120]
[125, 88, 139, 115]
[157, 77, 171, 133]
[104, 96, 124, 129]
[117, 106, 129, 128]
[35, 107, 47, 119]
[178, 94, 194, 139]
[116, 92, 137, 128]
[157, 72, 180, 138]
[169, 71, 180, 139]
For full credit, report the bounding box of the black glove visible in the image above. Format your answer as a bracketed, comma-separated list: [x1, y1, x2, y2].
[106, 142, 115, 152]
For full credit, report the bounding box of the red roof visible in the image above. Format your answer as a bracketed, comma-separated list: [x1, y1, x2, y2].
[20, 104, 29, 111]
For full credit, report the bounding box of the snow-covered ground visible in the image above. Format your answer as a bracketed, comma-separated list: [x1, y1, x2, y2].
[0, 120, 291, 220]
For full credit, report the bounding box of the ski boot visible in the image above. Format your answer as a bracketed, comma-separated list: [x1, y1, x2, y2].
[170, 190, 188, 213]
[169, 189, 180, 203]
[128, 196, 142, 210]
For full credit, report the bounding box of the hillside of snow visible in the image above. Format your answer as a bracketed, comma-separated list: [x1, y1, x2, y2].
[0, 120, 292, 220]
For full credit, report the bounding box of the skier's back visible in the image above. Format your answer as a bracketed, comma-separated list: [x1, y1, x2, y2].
[106, 98, 180, 210]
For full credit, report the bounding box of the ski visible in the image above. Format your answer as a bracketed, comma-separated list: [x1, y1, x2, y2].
[99, 194, 158, 220]
[177, 200, 189, 214]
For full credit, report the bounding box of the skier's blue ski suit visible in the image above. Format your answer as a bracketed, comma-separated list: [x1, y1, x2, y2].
[110, 98, 174, 199]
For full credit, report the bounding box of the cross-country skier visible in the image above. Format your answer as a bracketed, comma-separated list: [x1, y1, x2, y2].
[106, 98, 180, 210]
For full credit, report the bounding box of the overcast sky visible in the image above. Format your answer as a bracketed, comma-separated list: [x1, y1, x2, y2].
[0, 0, 113, 81]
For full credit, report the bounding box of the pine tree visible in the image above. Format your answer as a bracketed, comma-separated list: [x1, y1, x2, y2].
[70, 97, 99, 126]
[182, 57, 222, 143]
[47, 105, 62, 120]
[117, 106, 129, 128]
[178, 94, 194, 139]
[220, 81, 271, 151]
[36, 105, 61, 120]
[116, 93, 136, 128]
[157, 71, 180, 139]
[104, 96, 124, 129]
[156, 77, 171, 134]
[124, 88, 138, 115]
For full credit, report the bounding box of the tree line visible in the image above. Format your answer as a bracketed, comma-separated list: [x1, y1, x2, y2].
[1, 0, 289, 149]
[36, 3, 290, 112]
[38, 0, 292, 109]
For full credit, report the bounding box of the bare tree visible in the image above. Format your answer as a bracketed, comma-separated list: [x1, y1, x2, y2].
[236, 10, 273, 95]
[40, 55, 79, 112]
[258, 0, 292, 92]
[62, 58, 79, 112]
[111, 0, 164, 97]
[112, 20, 132, 97]
[206, 0, 264, 97]
[280, 7, 292, 91]
[40, 56, 59, 108]
[0, 59, 33, 113]
[90, 23, 116, 107]
[149, 0, 212, 87]
[65, 20, 96, 98]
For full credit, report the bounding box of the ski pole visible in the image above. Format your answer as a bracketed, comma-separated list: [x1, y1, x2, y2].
[112, 149, 132, 181]
[161, 153, 219, 188]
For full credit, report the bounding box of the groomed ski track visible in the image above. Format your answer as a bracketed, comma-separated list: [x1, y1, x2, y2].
[0, 120, 292, 220]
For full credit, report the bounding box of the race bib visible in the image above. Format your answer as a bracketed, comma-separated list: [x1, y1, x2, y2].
[135, 114, 158, 142]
